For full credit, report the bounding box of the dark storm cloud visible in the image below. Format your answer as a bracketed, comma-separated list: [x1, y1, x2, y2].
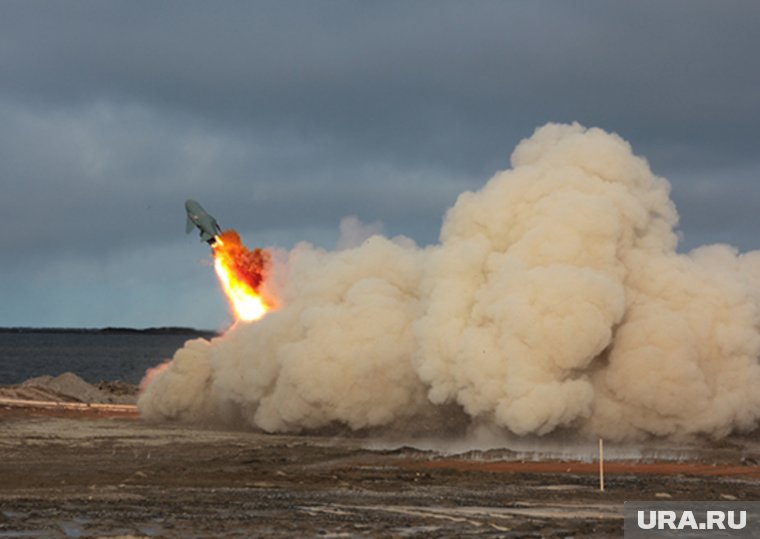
[1, 0, 759, 326]
[3, 1, 759, 170]
[0, 99, 455, 262]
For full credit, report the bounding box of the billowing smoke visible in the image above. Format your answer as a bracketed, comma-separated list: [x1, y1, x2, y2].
[139, 123, 760, 441]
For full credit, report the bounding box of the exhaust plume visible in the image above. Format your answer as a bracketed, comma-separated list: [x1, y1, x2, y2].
[212, 230, 272, 321]
[139, 123, 760, 441]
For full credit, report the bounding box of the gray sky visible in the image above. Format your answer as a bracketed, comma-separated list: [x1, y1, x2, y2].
[2, 1, 759, 329]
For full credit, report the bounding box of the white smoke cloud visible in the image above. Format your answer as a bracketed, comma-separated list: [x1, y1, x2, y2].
[139, 123, 760, 441]
[336, 215, 384, 250]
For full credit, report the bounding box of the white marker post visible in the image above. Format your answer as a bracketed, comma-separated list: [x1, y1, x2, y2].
[599, 438, 605, 492]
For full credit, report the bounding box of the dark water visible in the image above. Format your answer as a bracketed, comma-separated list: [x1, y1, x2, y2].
[0, 330, 211, 385]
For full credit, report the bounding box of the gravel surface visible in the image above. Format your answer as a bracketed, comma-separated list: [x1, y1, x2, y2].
[2, 408, 760, 538]
[0, 373, 138, 405]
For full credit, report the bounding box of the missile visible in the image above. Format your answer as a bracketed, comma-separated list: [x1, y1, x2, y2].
[185, 199, 222, 245]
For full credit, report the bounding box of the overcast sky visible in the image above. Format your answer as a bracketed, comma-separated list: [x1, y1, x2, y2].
[2, 1, 759, 329]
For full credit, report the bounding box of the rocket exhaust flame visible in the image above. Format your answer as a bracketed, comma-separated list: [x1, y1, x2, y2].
[211, 230, 272, 322]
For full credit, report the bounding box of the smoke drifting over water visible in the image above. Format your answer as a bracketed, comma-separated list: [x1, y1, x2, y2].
[139, 124, 760, 441]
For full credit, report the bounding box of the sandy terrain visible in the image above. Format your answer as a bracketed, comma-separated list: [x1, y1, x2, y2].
[0, 373, 138, 405]
[2, 401, 760, 538]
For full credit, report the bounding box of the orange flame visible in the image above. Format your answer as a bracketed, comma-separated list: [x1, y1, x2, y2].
[211, 230, 272, 322]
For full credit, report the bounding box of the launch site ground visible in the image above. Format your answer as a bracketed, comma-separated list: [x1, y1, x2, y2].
[2, 404, 760, 538]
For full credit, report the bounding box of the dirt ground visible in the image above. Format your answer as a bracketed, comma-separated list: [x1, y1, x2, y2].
[2, 405, 760, 538]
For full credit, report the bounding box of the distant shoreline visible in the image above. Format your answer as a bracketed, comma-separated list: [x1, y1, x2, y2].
[0, 327, 219, 338]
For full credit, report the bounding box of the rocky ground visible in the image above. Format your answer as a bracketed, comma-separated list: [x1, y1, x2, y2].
[0, 372, 138, 405]
[2, 403, 760, 538]
[2, 376, 760, 538]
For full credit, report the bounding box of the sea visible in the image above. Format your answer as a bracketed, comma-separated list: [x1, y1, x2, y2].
[0, 328, 217, 386]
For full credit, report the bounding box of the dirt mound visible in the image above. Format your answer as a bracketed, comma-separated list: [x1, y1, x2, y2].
[96, 379, 140, 398]
[0, 372, 138, 404]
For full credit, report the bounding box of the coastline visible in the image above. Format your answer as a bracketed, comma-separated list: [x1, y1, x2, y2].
[0, 326, 219, 338]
